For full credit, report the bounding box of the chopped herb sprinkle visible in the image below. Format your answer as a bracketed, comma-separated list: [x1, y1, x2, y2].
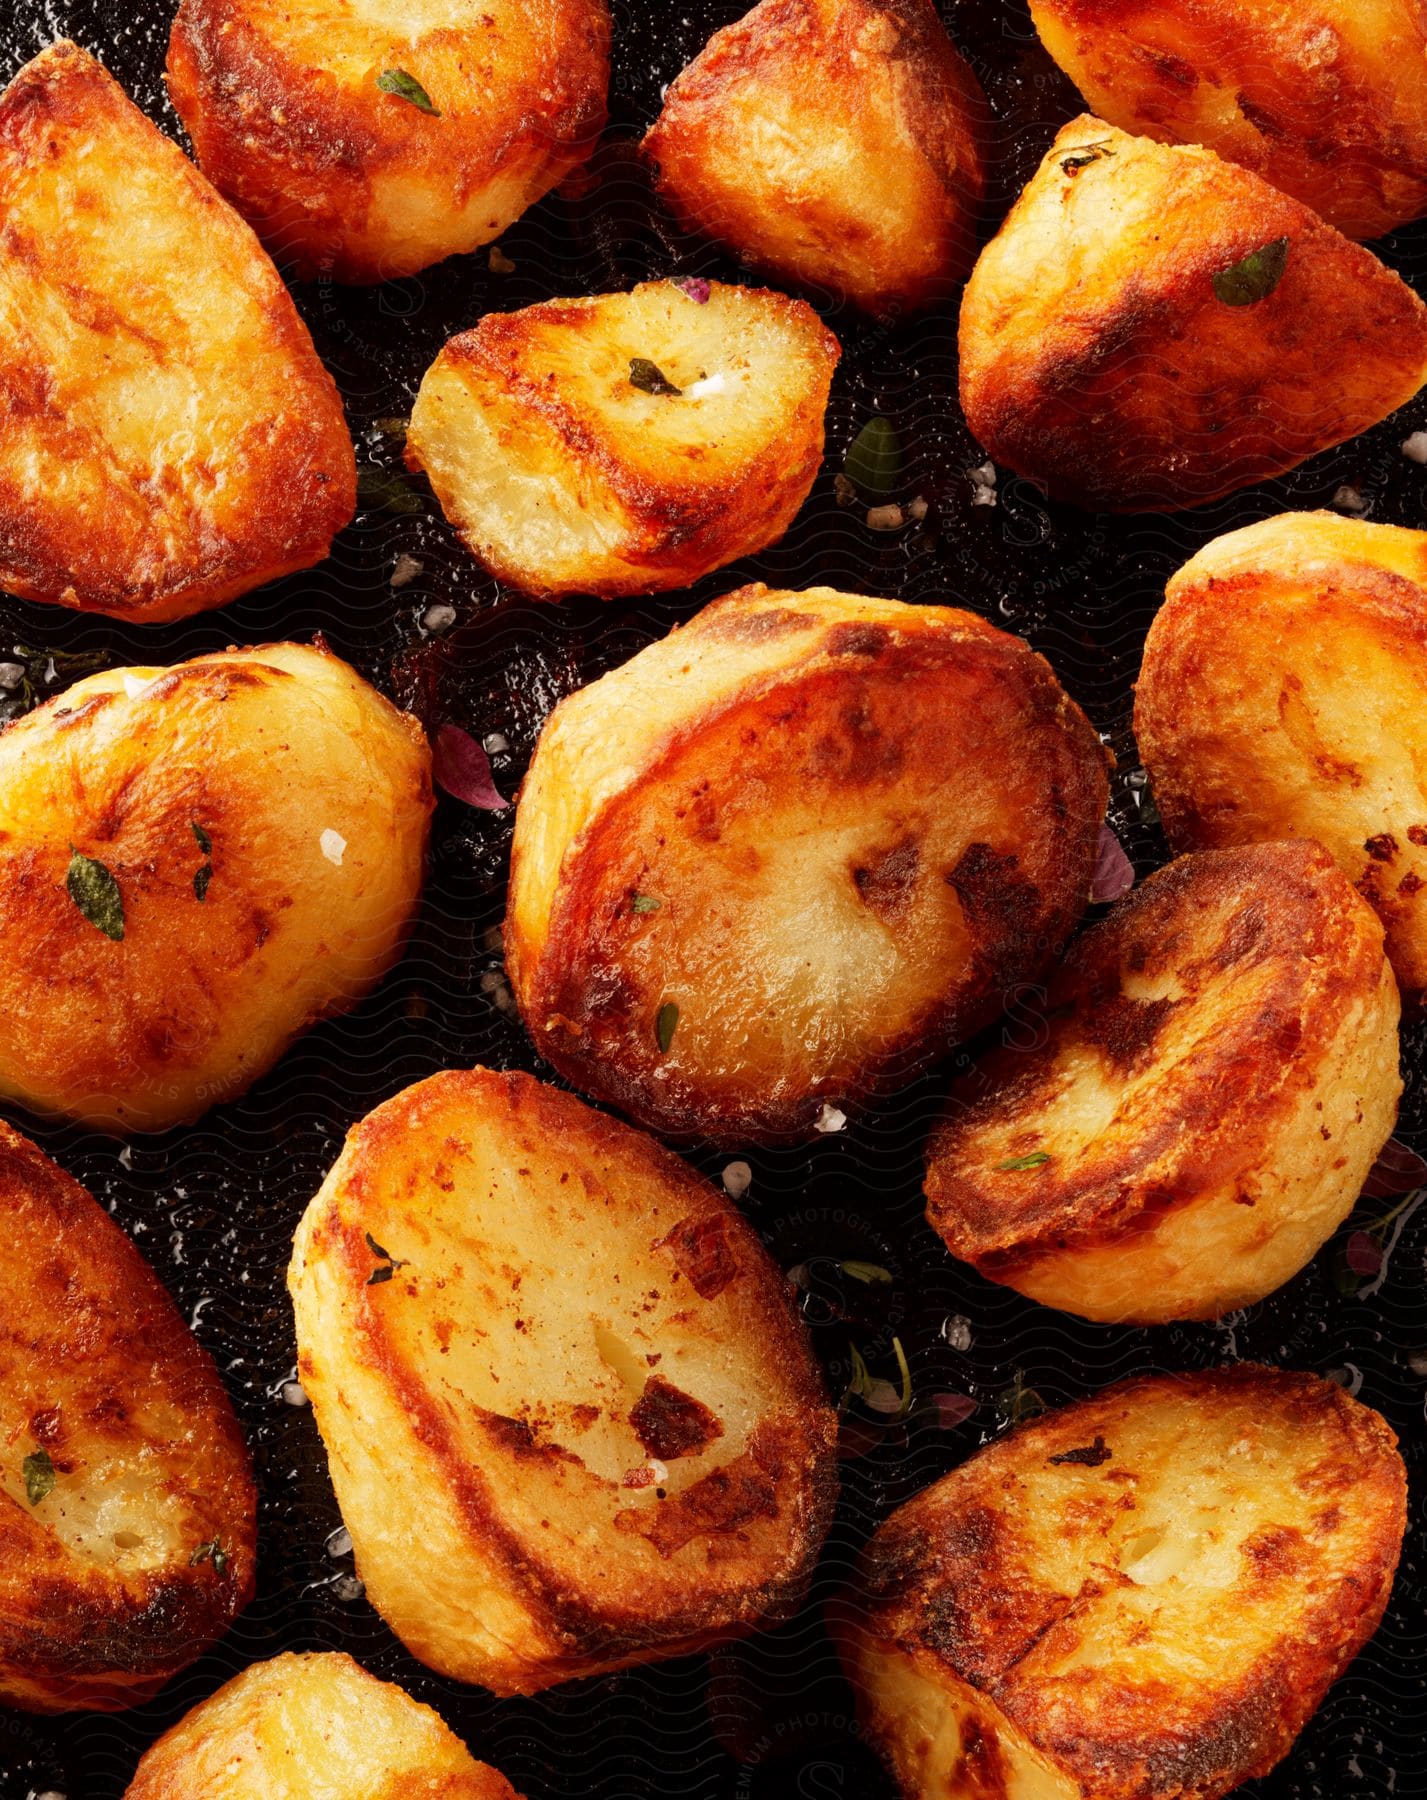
[23, 1449, 55, 1506]
[66, 846, 124, 941]
[376, 68, 440, 115]
[656, 1001, 680, 1053]
[997, 1152, 1051, 1172]
[1212, 236, 1290, 307]
[629, 357, 683, 397]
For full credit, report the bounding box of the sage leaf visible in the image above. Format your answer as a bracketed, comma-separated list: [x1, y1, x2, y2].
[844, 417, 901, 497]
[1212, 236, 1290, 307]
[376, 68, 439, 115]
[23, 1449, 54, 1506]
[656, 1001, 679, 1053]
[67, 846, 124, 941]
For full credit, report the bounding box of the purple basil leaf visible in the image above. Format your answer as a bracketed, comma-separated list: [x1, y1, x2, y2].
[676, 276, 711, 304]
[1345, 1231, 1384, 1277]
[1363, 1137, 1427, 1200]
[1091, 824, 1135, 903]
[929, 1391, 977, 1430]
[432, 724, 509, 812]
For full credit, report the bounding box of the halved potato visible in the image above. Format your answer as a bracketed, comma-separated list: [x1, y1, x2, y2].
[506, 583, 1110, 1142]
[404, 279, 839, 599]
[0, 42, 355, 622]
[0, 642, 431, 1133]
[123, 1652, 520, 1797]
[0, 1122, 255, 1713]
[835, 1366, 1407, 1800]
[959, 117, 1427, 512]
[924, 841, 1400, 1324]
[642, 0, 986, 317]
[1137, 511, 1427, 1008]
[1029, 0, 1427, 241]
[288, 1067, 837, 1696]
[168, 0, 611, 284]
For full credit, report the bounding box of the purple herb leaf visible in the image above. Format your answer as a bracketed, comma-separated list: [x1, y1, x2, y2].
[1091, 825, 1135, 903]
[432, 725, 509, 812]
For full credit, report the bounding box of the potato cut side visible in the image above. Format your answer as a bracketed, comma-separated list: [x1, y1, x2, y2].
[0, 1122, 255, 1713]
[0, 642, 431, 1133]
[643, 0, 985, 317]
[288, 1068, 837, 1696]
[168, 0, 610, 283]
[506, 583, 1109, 1142]
[123, 1652, 521, 1797]
[925, 841, 1400, 1324]
[1029, 0, 1427, 241]
[0, 42, 355, 621]
[836, 1367, 1407, 1800]
[959, 117, 1427, 513]
[405, 280, 839, 598]
[1137, 510, 1427, 1008]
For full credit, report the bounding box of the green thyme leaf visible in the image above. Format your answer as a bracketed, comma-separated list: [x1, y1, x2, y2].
[996, 1152, 1051, 1172]
[23, 1449, 55, 1506]
[844, 417, 902, 498]
[191, 821, 212, 856]
[841, 1260, 893, 1285]
[66, 846, 124, 941]
[656, 1001, 680, 1054]
[357, 468, 425, 515]
[1212, 236, 1290, 307]
[194, 865, 213, 903]
[631, 893, 661, 914]
[629, 357, 683, 397]
[1060, 140, 1113, 175]
[376, 68, 440, 115]
[190, 1538, 230, 1576]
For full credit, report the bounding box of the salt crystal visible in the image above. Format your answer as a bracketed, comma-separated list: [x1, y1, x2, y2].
[722, 1160, 753, 1199]
[815, 1103, 847, 1134]
[320, 829, 347, 866]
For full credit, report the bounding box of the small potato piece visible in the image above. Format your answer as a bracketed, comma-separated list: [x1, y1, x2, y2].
[959, 117, 1427, 512]
[0, 642, 431, 1133]
[288, 1068, 837, 1696]
[642, 0, 986, 317]
[124, 1652, 520, 1797]
[506, 584, 1110, 1142]
[0, 43, 355, 622]
[1030, 0, 1427, 242]
[835, 1366, 1407, 1800]
[168, 0, 610, 285]
[405, 279, 839, 599]
[925, 841, 1400, 1324]
[1138, 511, 1427, 1008]
[0, 1122, 255, 1713]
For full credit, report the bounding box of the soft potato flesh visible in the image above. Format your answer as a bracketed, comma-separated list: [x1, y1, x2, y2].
[837, 1367, 1407, 1800]
[925, 841, 1400, 1324]
[0, 642, 431, 1132]
[168, 0, 610, 283]
[288, 1068, 837, 1696]
[506, 583, 1109, 1141]
[0, 42, 355, 621]
[0, 1122, 255, 1713]
[959, 117, 1427, 512]
[643, 0, 986, 316]
[405, 280, 839, 598]
[1030, 0, 1427, 241]
[124, 1652, 520, 1798]
[1137, 510, 1427, 1007]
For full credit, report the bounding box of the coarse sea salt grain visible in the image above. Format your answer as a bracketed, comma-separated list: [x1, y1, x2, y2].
[281, 1380, 308, 1408]
[722, 1160, 752, 1199]
[1404, 432, 1427, 464]
[815, 1103, 847, 1134]
[687, 372, 726, 400]
[123, 673, 148, 699]
[320, 829, 347, 867]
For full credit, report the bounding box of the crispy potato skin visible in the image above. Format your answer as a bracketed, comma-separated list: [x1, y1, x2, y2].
[124, 1652, 520, 1797]
[0, 43, 355, 622]
[835, 1367, 1407, 1800]
[406, 280, 839, 600]
[506, 584, 1110, 1143]
[0, 642, 431, 1133]
[1137, 511, 1427, 1008]
[167, 0, 611, 285]
[642, 0, 986, 317]
[1030, 0, 1427, 241]
[0, 1123, 255, 1713]
[288, 1068, 838, 1697]
[959, 117, 1427, 513]
[925, 842, 1400, 1324]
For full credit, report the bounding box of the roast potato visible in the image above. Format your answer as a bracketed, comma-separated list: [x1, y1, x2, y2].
[168, 0, 611, 284]
[959, 117, 1427, 512]
[0, 1121, 255, 1713]
[404, 280, 839, 599]
[1029, 0, 1427, 241]
[0, 642, 431, 1133]
[123, 1652, 520, 1797]
[1137, 510, 1427, 1008]
[506, 583, 1110, 1142]
[642, 0, 986, 317]
[924, 841, 1400, 1325]
[834, 1365, 1407, 1800]
[0, 42, 355, 623]
[288, 1067, 837, 1696]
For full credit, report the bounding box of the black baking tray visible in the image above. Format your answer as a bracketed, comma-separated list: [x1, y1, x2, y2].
[1, 3, 1423, 1796]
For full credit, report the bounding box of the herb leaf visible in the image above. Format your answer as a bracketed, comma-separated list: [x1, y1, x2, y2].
[191, 821, 212, 856]
[629, 357, 683, 397]
[365, 1230, 409, 1286]
[841, 1260, 893, 1285]
[194, 865, 213, 903]
[656, 1001, 680, 1053]
[357, 468, 425, 515]
[998, 1369, 1046, 1426]
[844, 417, 902, 498]
[67, 846, 124, 941]
[23, 1449, 55, 1506]
[1060, 141, 1113, 175]
[996, 1152, 1051, 1172]
[1050, 1435, 1112, 1468]
[376, 68, 440, 115]
[631, 893, 661, 914]
[1212, 236, 1290, 307]
[190, 1538, 230, 1576]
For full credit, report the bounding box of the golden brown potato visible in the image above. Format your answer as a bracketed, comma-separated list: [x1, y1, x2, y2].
[924, 841, 1400, 1324]
[834, 1366, 1407, 1800]
[0, 42, 355, 623]
[1030, 0, 1427, 241]
[0, 1122, 255, 1713]
[959, 117, 1427, 512]
[506, 583, 1110, 1142]
[405, 279, 839, 599]
[0, 642, 431, 1133]
[288, 1068, 837, 1697]
[1137, 510, 1427, 1009]
[123, 1652, 520, 1797]
[642, 0, 986, 318]
[167, 0, 611, 285]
